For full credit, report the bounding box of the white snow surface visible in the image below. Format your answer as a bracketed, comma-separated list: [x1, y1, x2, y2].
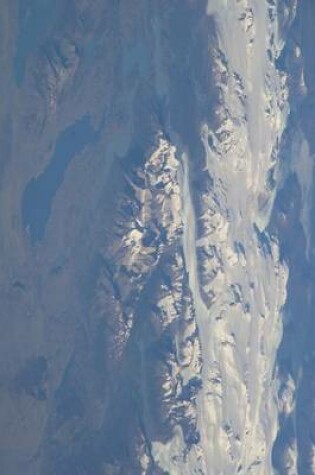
[152, 1, 295, 474]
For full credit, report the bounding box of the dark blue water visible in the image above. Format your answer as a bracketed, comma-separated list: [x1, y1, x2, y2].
[14, 0, 57, 86]
[22, 115, 98, 244]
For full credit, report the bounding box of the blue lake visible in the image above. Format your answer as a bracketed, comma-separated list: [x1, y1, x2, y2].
[22, 115, 98, 244]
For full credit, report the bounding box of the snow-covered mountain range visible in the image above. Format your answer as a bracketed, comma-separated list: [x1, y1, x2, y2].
[1, 0, 315, 474]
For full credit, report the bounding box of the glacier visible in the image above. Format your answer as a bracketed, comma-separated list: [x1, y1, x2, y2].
[150, 1, 293, 473]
